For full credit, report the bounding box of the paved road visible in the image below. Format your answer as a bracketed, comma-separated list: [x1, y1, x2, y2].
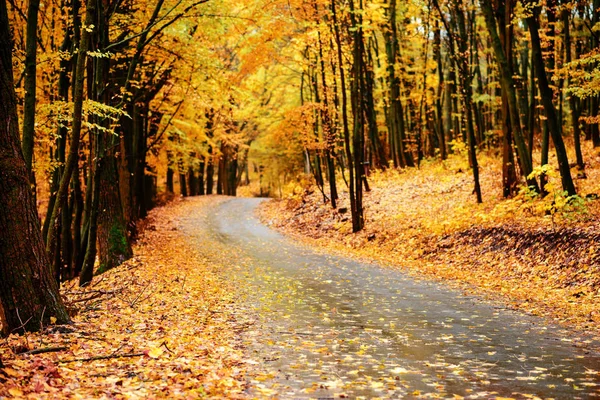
[178, 198, 599, 399]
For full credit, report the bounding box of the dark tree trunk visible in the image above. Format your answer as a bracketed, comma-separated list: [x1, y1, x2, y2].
[497, 0, 518, 197]
[526, 3, 576, 196]
[539, 1, 559, 192]
[226, 147, 238, 196]
[72, 163, 84, 277]
[206, 148, 214, 195]
[79, 134, 101, 286]
[132, 104, 147, 219]
[480, 0, 538, 191]
[97, 155, 132, 274]
[528, 46, 536, 158]
[198, 155, 206, 195]
[166, 146, 174, 193]
[331, 0, 359, 229]
[217, 147, 224, 195]
[188, 161, 198, 196]
[0, 0, 70, 333]
[43, 15, 73, 243]
[364, 42, 386, 170]
[349, 0, 366, 232]
[21, 0, 40, 181]
[179, 171, 188, 196]
[315, 15, 339, 207]
[562, 7, 584, 171]
[46, 0, 95, 262]
[94, 3, 132, 275]
[451, 0, 482, 203]
[205, 110, 215, 195]
[385, 0, 413, 168]
[433, 21, 447, 160]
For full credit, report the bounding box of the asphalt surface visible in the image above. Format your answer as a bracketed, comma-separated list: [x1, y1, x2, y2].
[178, 197, 600, 399]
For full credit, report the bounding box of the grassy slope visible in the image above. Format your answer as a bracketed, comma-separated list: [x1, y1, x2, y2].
[259, 144, 600, 345]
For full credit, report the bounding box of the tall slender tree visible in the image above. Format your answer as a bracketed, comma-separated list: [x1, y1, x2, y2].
[526, 1, 576, 196]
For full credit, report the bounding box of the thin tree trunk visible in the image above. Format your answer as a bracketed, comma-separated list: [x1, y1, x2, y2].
[434, 20, 447, 159]
[452, 0, 482, 203]
[331, 0, 357, 228]
[526, 3, 576, 196]
[198, 154, 206, 195]
[21, 0, 40, 181]
[46, 0, 96, 261]
[479, 0, 538, 191]
[562, 6, 584, 171]
[349, 0, 365, 232]
[498, 0, 518, 197]
[314, 12, 339, 208]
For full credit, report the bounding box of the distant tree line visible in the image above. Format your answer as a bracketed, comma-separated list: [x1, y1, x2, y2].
[298, 0, 599, 232]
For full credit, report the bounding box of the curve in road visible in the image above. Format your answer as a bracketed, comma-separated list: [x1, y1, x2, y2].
[177, 198, 599, 399]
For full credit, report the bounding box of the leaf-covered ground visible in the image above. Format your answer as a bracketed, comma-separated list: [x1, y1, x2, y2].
[259, 150, 600, 346]
[0, 197, 247, 399]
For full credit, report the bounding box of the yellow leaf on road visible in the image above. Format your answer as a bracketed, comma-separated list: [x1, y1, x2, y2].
[148, 346, 164, 359]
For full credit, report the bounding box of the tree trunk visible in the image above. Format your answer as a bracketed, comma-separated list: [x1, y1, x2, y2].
[526, 4, 576, 196]
[188, 160, 198, 196]
[79, 134, 101, 286]
[433, 21, 447, 160]
[46, 0, 95, 261]
[480, 0, 538, 191]
[497, 0, 518, 197]
[349, 0, 365, 232]
[331, 0, 358, 228]
[198, 155, 206, 195]
[21, 0, 41, 181]
[0, 0, 70, 333]
[97, 155, 132, 274]
[206, 147, 214, 195]
[452, 0, 482, 203]
[562, 7, 584, 171]
[315, 17, 339, 207]
[385, 0, 413, 168]
[180, 171, 188, 196]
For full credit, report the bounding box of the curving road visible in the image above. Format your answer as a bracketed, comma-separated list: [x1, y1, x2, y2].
[177, 198, 600, 399]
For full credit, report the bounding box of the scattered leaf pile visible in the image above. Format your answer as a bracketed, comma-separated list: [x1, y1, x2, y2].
[260, 148, 600, 344]
[0, 197, 247, 399]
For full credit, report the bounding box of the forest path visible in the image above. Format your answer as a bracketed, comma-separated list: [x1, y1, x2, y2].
[177, 197, 600, 399]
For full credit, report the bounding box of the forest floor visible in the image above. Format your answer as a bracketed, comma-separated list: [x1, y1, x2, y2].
[0, 198, 247, 399]
[259, 146, 600, 346]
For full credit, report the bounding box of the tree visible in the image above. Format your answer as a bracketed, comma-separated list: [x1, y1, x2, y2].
[385, 0, 413, 169]
[434, 0, 483, 203]
[21, 0, 40, 181]
[480, 0, 539, 192]
[525, 1, 576, 196]
[0, 0, 70, 334]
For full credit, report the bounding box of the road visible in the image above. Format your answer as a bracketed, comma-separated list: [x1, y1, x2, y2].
[177, 198, 599, 399]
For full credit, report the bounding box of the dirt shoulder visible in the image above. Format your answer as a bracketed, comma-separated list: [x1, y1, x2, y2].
[0, 197, 247, 399]
[258, 158, 600, 347]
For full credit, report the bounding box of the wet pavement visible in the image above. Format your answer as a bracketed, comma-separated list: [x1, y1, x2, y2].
[177, 197, 600, 399]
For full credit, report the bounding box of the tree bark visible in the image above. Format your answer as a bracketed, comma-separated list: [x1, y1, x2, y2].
[0, 0, 70, 333]
[46, 0, 95, 261]
[21, 0, 40, 180]
[385, 0, 413, 168]
[562, 6, 584, 171]
[526, 3, 576, 196]
[497, 0, 518, 197]
[97, 154, 132, 274]
[451, 0, 482, 203]
[479, 0, 538, 191]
